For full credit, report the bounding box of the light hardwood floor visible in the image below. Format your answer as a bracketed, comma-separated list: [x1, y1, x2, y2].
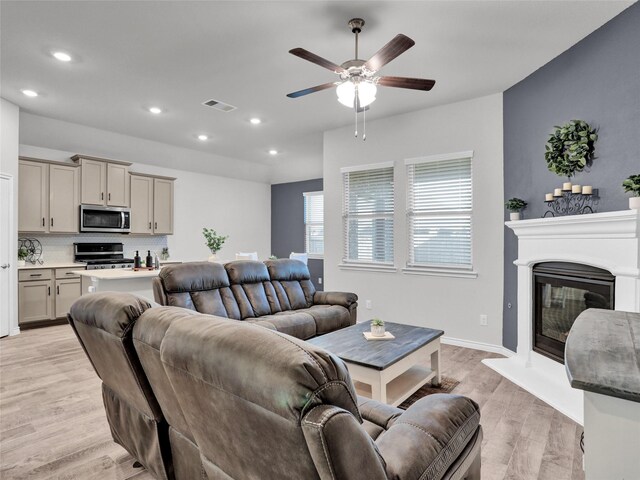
[0, 324, 584, 480]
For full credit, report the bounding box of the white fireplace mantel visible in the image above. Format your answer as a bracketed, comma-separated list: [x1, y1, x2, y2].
[484, 210, 640, 424]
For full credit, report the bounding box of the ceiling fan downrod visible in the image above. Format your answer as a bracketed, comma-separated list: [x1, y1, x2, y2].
[348, 18, 365, 60]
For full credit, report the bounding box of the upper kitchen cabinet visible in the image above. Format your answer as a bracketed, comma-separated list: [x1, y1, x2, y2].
[130, 173, 175, 235]
[153, 178, 174, 235]
[72, 155, 131, 207]
[18, 158, 79, 234]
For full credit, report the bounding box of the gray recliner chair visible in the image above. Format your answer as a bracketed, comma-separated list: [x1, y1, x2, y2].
[160, 312, 483, 480]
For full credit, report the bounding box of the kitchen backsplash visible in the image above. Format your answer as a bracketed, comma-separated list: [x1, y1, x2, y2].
[20, 234, 168, 263]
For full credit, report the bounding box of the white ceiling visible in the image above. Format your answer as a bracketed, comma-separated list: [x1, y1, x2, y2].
[1, 1, 633, 183]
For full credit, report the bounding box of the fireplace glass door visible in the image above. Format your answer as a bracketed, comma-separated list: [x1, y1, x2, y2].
[533, 262, 614, 363]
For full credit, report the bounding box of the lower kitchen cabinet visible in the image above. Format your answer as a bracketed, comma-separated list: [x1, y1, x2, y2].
[18, 268, 82, 327]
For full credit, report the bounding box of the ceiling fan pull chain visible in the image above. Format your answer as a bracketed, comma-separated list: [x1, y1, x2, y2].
[363, 106, 366, 141]
[354, 105, 358, 138]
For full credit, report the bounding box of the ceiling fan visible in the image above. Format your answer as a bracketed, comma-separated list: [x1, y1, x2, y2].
[286, 18, 436, 113]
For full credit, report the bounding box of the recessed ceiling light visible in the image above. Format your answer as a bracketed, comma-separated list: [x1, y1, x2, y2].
[21, 89, 38, 97]
[250, 118, 261, 125]
[52, 51, 72, 62]
[148, 107, 162, 114]
[197, 134, 208, 141]
[268, 149, 278, 155]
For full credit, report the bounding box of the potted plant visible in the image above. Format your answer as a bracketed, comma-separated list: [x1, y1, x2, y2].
[203, 228, 228, 261]
[544, 120, 597, 178]
[623, 175, 640, 210]
[160, 247, 170, 261]
[370, 318, 385, 337]
[17, 246, 28, 267]
[505, 198, 528, 221]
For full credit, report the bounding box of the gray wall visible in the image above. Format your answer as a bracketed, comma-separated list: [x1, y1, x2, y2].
[503, 3, 640, 351]
[271, 178, 324, 290]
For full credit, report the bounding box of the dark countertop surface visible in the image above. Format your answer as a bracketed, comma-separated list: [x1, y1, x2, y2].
[307, 321, 443, 370]
[565, 309, 640, 403]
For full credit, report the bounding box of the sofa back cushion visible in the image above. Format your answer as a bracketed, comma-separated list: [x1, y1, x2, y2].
[225, 260, 275, 318]
[158, 262, 241, 319]
[160, 314, 362, 479]
[265, 259, 316, 310]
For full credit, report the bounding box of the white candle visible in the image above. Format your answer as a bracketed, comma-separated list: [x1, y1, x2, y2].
[554, 188, 562, 197]
[583, 185, 593, 195]
[545, 193, 554, 201]
[572, 185, 582, 194]
[563, 182, 572, 191]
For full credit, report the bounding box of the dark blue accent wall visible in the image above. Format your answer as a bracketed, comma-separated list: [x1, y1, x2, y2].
[503, 3, 640, 351]
[271, 178, 324, 291]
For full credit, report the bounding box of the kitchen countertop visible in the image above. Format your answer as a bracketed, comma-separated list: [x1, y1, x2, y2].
[73, 268, 163, 279]
[565, 308, 640, 403]
[18, 262, 86, 270]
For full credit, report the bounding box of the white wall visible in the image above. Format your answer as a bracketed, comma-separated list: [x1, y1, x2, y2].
[323, 94, 504, 347]
[1, 98, 20, 335]
[18, 119, 271, 263]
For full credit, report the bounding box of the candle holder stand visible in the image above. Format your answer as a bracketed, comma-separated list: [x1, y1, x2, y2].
[543, 190, 598, 217]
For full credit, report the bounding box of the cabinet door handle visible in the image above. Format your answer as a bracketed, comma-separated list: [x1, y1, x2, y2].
[51, 218, 54, 227]
[149, 222, 152, 230]
[42, 217, 45, 227]
[48, 286, 51, 296]
[155, 222, 158, 230]
[108, 192, 111, 201]
[0, 264, 9, 269]
[57, 285, 60, 295]
[101, 192, 104, 200]
[65, 272, 75, 275]
[30, 273, 42, 277]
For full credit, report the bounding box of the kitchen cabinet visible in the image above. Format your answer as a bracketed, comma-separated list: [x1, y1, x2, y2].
[18, 158, 79, 234]
[130, 173, 175, 235]
[18, 267, 82, 327]
[18, 160, 48, 232]
[72, 155, 131, 207]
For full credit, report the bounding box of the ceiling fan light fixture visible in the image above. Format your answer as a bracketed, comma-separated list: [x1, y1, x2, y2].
[357, 81, 377, 107]
[336, 80, 356, 107]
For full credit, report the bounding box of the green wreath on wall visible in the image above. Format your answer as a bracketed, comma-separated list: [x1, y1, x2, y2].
[544, 120, 598, 177]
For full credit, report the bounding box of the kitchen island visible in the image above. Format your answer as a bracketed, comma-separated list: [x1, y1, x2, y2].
[74, 268, 162, 303]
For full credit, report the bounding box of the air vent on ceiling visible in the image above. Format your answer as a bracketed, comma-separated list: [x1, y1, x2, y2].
[202, 99, 237, 112]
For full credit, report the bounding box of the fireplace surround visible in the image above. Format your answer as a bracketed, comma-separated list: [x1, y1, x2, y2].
[484, 210, 640, 424]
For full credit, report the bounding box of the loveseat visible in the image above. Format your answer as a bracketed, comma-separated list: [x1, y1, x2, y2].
[68, 292, 482, 480]
[152, 259, 357, 339]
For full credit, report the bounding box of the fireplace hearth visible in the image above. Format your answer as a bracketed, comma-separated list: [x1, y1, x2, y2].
[533, 262, 614, 363]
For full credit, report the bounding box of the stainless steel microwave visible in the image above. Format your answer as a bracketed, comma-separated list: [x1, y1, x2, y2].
[80, 205, 131, 233]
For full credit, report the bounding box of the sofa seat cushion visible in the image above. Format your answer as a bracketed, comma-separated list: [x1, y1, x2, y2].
[295, 305, 352, 335]
[248, 311, 317, 339]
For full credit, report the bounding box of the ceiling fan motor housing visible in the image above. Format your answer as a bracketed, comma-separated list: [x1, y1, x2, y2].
[348, 18, 365, 33]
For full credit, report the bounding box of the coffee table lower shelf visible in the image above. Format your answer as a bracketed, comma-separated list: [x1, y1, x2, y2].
[353, 364, 437, 407]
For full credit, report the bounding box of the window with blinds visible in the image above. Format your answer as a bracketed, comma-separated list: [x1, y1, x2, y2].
[303, 191, 324, 257]
[406, 153, 473, 269]
[342, 164, 394, 265]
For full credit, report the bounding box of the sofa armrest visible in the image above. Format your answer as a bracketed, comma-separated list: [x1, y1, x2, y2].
[375, 394, 480, 480]
[313, 291, 358, 309]
[152, 277, 167, 306]
[358, 396, 403, 430]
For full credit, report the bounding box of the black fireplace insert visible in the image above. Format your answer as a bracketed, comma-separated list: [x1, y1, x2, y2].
[533, 262, 614, 363]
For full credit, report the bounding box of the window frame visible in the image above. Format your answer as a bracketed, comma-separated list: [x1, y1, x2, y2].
[303, 190, 324, 259]
[403, 151, 478, 279]
[340, 161, 396, 271]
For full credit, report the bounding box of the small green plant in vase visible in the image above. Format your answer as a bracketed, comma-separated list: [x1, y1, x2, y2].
[370, 318, 385, 337]
[203, 228, 228, 261]
[505, 198, 528, 221]
[160, 247, 170, 261]
[17, 246, 28, 267]
[622, 174, 640, 210]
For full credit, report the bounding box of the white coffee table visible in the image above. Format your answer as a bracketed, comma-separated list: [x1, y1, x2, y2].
[308, 322, 443, 407]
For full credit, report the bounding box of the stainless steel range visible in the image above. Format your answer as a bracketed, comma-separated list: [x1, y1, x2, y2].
[74, 242, 134, 270]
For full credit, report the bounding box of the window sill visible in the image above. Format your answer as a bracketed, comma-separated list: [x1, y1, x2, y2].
[307, 254, 324, 260]
[338, 263, 397, 273]
[402, 266, 478, 279]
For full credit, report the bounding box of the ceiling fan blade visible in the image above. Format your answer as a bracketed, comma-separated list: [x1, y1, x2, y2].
[377, 76, 436, 91]
[286, 82, 336, 98]
[289, 48, 346, 74]
[364, 34, 415, 72]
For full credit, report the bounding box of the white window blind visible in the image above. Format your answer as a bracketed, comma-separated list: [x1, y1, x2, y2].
[342, 165, 394, 264]
[406, 154, 472, 269]
[303, 191, 324, 256]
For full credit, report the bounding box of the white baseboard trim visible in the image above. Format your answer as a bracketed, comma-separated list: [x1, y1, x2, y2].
[10, 327, 20, 336]
[441, 336, 516, 358]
